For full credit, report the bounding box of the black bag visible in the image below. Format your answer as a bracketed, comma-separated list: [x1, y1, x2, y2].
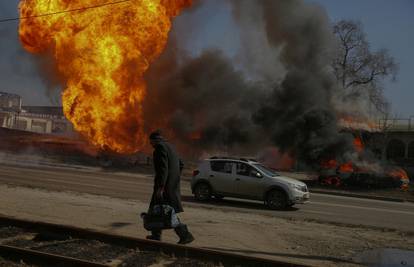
[141, 204, 180, 231]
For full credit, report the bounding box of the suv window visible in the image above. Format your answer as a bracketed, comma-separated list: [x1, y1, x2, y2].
[236, 162, 258, 177]
[253, 164, 279, 177]
[210, 161, 233, 174]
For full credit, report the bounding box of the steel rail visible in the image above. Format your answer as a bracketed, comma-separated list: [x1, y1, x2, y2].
[0, 215, 310, 267]
[0, 244, 108, 267]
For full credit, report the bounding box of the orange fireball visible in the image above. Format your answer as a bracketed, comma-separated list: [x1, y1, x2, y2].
[19, 0, 192, 153]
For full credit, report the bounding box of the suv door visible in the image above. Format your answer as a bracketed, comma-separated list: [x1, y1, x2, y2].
[235, 162, 265, 199]
[208, 160, 237, 195]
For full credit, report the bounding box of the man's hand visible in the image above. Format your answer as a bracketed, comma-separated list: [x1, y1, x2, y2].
[156, 187, 165, 200]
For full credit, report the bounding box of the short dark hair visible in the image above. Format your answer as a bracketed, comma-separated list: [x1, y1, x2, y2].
[149, 130, 163, 141]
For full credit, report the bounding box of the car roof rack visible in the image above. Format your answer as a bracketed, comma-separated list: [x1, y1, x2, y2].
[209, 156, 258, 162]
[209, 156, 231, 160]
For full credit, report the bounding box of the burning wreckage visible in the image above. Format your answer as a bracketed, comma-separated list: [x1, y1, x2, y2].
[258, 137, 410, 191]
[318, 151, 410, 190]
[317, 120, 410, 190]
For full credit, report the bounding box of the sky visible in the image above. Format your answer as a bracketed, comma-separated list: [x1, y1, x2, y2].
[0, 0, 413, 116]
[309, 0, 414, 117]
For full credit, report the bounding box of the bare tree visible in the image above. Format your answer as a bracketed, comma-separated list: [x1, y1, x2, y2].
[332, 20, 398, 114]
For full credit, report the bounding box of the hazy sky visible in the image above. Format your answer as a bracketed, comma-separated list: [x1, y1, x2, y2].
[311, 0, 414, 117]
[0, 0, 413, 116]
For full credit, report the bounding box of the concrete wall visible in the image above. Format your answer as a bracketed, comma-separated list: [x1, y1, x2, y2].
[367, 131, 414, 178]
[383, 132, 414, 161]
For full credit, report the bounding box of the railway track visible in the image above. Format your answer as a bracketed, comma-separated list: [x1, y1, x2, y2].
[0, 215, 310, 267]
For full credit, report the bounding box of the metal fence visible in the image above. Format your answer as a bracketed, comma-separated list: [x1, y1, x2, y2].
[378, 117, 414, 132]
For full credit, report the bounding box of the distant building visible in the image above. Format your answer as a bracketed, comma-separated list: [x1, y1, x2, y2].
[0, 93, 74, 135]
[0, 92, 22, 111]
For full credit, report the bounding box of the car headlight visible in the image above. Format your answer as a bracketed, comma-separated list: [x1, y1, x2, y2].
[289, 183, 302, 190]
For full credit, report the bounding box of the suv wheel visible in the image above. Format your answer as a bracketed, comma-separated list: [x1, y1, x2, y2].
[266, 189, 288, 210]
[194, 183, 212, 201]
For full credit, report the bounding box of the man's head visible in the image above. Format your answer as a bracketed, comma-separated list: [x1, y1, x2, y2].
[149, 130, 164, 148]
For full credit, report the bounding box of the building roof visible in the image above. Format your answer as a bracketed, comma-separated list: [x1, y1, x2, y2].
[22, 106, 64, 116]
[0, 92, 21, 98]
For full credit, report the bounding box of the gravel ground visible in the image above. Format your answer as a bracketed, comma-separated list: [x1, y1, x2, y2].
[0, 226, 223, 267]
[0, 257, 38, 267]
[0, 226, 26, 239]
[2, 184, 414, 266]
[119, 252, 222, 267]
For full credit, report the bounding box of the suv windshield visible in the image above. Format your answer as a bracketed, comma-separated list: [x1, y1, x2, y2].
[253, 164, 279, 177]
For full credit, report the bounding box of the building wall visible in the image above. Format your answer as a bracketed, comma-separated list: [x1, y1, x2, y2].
[0, 111, 72, 135]
[368, 132, 414, 161]
[367, 131, 414, 178]
[0, 92, 22, 111]
[1, 94, 73, 135]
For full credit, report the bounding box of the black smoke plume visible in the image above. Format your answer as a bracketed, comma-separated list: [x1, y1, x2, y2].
[246, 0, 354, 164]
[145, 0, 354, 165]
[144, 46, 267, 154]
[4, 0, 359, 166]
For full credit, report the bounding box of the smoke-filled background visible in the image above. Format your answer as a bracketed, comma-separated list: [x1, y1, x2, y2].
[1, 0, 413, 166]
[144, 0, 354, 165]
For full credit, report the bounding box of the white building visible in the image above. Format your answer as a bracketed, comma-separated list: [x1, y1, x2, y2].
[0, 92, 74, 135]
[0, 104, 74, 135]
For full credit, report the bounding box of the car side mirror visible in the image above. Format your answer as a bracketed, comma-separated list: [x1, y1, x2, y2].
[251, 171, 262, 178]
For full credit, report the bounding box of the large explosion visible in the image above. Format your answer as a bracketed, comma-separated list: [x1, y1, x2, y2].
[19, 0, 192, 153]
[18, 0, 402, 175]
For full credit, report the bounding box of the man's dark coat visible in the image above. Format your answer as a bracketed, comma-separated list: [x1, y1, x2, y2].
[150, 141, 184, 213]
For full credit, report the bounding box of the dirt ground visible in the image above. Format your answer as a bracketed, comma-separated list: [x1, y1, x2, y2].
[0, 185, 413, 267]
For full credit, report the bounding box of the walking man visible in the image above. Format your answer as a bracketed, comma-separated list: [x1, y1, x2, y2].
[146, 130, 194, 244]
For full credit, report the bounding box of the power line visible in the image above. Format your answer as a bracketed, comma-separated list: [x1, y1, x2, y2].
[0, 0, 131, 23]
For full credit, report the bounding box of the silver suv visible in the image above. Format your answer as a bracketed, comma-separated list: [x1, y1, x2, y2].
[191, 157, 309, 209]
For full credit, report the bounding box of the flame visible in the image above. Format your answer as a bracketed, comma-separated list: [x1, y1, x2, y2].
[338, 115, 378, 132]
[338, 162, 353, 173]
[353, 136, 364, 153]
[321, 159, 337, 169]
[321, 159, 353, 173]
[19, 0, 192, 153]
[189, 131, 202, 141]
[259, 147, 295, 171]
[388, 167, 410, 190]
[321, 137, 363, 172]
[389, 168, 409, 180]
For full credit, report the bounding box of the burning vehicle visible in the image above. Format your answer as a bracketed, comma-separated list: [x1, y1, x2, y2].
[318, 131, 410, 190]
[318, 162, 409, 190]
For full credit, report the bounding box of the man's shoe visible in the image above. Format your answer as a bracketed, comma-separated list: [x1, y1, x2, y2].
[146, 235, 161, 241]
[178, 232, 194, 245]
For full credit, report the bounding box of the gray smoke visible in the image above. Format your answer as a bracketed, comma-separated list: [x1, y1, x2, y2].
[0, 1, 62, 105]
[145, 0, 355, 165]
[245, 0, 354, 164]
[144, 45, 268, 153]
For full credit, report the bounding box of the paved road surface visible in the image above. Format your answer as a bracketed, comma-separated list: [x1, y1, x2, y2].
[0, 163, 413, 232]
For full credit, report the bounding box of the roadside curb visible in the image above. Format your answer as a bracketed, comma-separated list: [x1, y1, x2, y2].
[309, 189, 411, 203]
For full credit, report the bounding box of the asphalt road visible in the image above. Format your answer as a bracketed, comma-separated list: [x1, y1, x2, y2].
[0, 163, 413, 232]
